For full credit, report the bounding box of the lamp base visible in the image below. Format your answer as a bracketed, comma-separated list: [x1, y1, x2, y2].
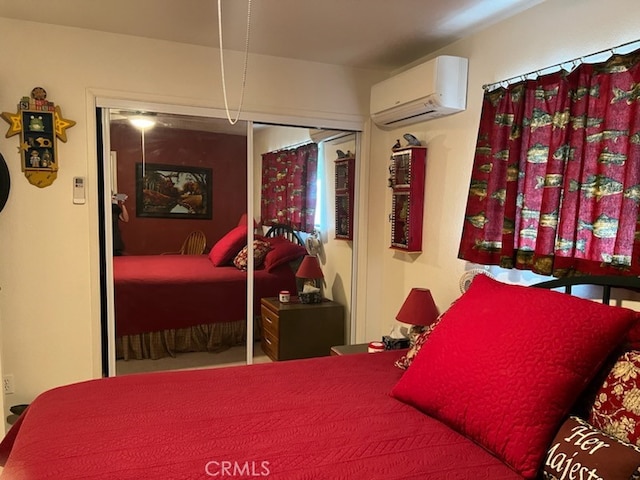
[409, 325, 426, 348]
[298, 292, 323, 304]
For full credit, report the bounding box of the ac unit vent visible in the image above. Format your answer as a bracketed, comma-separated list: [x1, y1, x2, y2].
[370, 56, 468, 128]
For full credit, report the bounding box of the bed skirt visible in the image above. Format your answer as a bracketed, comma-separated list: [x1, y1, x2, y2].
[116, 317, 263, 360]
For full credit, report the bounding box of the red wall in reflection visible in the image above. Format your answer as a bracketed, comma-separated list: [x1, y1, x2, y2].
[110, 123, 247, 255]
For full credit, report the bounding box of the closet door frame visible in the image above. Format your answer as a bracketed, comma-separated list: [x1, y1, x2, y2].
[94, 95, 362, 376]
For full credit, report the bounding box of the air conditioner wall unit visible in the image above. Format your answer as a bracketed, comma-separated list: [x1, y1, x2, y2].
[370, 55, 468, 128]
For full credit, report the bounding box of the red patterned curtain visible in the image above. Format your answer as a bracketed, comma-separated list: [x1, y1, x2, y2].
[260, 143, 318, 233]
[459, 50, 640, 277]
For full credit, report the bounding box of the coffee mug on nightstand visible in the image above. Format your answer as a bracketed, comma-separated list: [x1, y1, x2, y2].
[279, 290, 290, 303]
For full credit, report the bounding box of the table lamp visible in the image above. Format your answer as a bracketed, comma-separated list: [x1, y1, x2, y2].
[296, 255, 324, 303]
[396, 288, 440, 345]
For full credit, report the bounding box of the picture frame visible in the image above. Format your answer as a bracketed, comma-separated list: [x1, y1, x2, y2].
[136, 163, 212, 219]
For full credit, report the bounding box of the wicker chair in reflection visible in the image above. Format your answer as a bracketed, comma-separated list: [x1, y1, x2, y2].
[162, 230, 207, 255]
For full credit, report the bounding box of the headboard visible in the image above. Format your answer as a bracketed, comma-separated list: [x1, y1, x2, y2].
[532, 275, 640, 305]
[264, 224, 304, 246]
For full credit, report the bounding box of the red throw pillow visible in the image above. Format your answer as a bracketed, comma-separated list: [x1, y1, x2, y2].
[208, 225, 248, 266]
[542, 416, 640, 480]
[588, 350, 640, 446]
[262, 237, 307, 272]
[236, 213, 259, 229]
[391, 275, 637, 479]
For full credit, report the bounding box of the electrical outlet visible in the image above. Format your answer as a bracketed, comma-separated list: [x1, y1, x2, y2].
[3, 374, 14, 394]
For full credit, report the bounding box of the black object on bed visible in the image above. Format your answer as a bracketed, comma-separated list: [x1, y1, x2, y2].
[265, 223, 304, 245]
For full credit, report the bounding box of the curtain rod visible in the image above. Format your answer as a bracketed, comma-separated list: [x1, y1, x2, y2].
[266, 140, 314, 154]
[483, 38, 640, 91]
[286, 140, 314, 150]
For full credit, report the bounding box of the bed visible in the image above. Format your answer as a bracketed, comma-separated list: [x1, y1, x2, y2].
[3, 275, 640, 479]
[115, 223, 306, 360]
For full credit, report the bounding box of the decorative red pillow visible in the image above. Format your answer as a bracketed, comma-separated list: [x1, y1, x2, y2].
[233, 239, 271, 270]
[236, 213, 259, 229]
[208, 225, 248, 266]
[237, 213, 249, 227]
[262, 236, 307, 272]
[588, 350, 640, 446]
[542, 416, 640, 480]
[391, 275, 637, 479]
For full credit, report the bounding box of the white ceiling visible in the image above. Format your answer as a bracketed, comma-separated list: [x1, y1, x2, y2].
[0, 0, 545, 70]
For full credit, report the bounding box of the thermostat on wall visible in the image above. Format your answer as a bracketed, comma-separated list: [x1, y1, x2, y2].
[73, 176, 86, 204]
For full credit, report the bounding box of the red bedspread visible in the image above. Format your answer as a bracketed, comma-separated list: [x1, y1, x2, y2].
[0, 352, 523, 479]
[113, 255, 298, 336]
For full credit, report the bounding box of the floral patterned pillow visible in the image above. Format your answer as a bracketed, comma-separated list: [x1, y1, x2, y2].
[233, 239, 271, 271]
[588, 350, 640, 446]
[394, 315, 443, 370]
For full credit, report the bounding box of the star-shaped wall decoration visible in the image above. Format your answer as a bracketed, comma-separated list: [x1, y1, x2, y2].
[54, 105, 75, 142]
[0, 110, 22, 138]
[1, 105, 75, 141]
[1, 87, 75, 188]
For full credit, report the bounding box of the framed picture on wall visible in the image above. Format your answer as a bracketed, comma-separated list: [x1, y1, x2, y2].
[135, 163, 212, 219]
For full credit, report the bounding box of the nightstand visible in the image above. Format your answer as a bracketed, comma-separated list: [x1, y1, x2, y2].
[330, 343, 369, 356]
[260, 296, 345, 361]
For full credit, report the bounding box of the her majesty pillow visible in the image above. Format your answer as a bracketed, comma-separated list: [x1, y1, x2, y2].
[391, 275, 637, 479]
[542, 416, 640, 480]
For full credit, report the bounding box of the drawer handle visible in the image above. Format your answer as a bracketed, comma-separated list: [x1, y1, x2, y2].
[264, 317, 273, 325]
[265, 338, 272, 345]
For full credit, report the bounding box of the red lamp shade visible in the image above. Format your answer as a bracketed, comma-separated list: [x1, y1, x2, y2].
[296, 255, 324, 279]
[396, 288, 439, 326]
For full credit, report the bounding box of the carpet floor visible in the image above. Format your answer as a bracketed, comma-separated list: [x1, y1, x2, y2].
[116, 343, 271, 376]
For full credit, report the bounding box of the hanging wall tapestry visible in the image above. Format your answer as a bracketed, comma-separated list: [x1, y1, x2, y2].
[1, 87, 76, 188]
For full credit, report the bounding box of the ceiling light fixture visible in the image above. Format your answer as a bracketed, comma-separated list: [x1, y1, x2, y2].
[217, 0, 252, 125]
[127, 115, 155, 178]
[129, 117, 156, 130]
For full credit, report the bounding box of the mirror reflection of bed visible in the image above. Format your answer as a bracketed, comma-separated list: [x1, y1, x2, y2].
[105, 110, 355, 375]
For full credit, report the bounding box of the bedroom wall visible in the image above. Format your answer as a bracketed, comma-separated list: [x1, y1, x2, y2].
[110, 123, 247, 255]
[322, 135, 356, 332]
[1, 0, 638, 429]
[0, 17, 380, 427]
[358, 0, 640, 342]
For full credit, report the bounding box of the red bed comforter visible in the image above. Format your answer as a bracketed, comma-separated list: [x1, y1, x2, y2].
[114, 255, 298, 336]
[0, 351, 523, 479]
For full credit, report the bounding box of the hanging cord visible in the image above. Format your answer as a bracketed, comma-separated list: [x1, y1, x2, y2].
[483, 38, 640, 91]
[217, 0, 252, 125]
[141, 128, 146, 178]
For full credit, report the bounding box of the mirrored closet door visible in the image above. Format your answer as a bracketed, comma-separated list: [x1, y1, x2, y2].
[97, 103, 358, 377]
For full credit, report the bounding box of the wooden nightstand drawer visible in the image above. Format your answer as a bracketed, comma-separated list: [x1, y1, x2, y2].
[261, 327, 279, 361]
[260, 304, 279, 336]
